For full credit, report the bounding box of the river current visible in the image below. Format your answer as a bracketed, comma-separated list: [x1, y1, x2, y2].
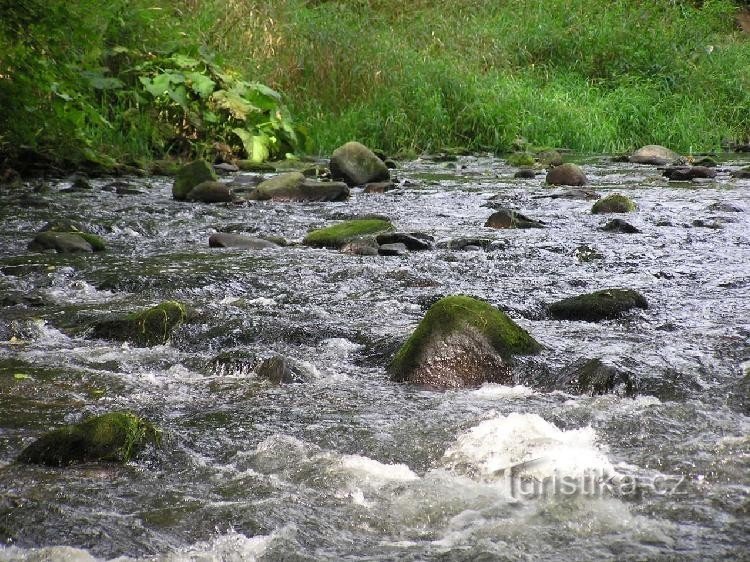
[0, 154, 748, 561]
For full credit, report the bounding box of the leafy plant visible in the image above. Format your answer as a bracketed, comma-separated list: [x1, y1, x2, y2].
[134, 49, 307, 161]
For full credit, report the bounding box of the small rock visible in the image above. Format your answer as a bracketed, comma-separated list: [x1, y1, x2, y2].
[378, 243, 408, 256]
[547, 188, 600, 200]
[514, 168, 537, 179]
[364, 181, 397, 193]
[208, 233, 280, 249]
[436, 238, 492, 251]
[691, 219, 722, 229]
[213, 162, 239, 174]
[730, 166, 750, 179]
[574, 245, 603, 262]
[376, 232, 434, 251]
[341, 239, 380, 256]
[601, 218, 641, 233]
[547, 288, 648, 322]
[304, 219, 394, 249]
[485, 208, 545, 229]
[557, 357, 637, 397]
[707, 201, 743, 213]
[252, 172, 349, 202]
[591, 194, 636, 214]
[71, 175, 93, 190]
[90, 300, 188, 346]
[545, 163, 587, 186]
[28, 232, 94, 253]
[330, 141, 390, 186]
[256, 356, 311, 384]
[663, 166, 716, 181]
[186, 181, 233, 203]
[630, 145, 680, 165]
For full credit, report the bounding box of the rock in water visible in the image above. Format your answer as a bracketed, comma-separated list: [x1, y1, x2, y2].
[17, 412, 160, 466]
[591, 194, 636, 214]
[601, 218, 641, 233]
[256, 356, 311, 384]
[557, 357, 638, 397]
[547, 289, 648, 321]
[303, 219, 394, 249]
[329, 142, 390, 186]
[252, 172, 349, 202]
[663, 166, 716, 181]
[545, 163, 587, 186]
[90, 301, 188, 346]
[485, 208, 545, 229]
[630, 145, 680, 165]
[186, 181, 233, 203]
[388, 295, 540, 389]
[28, 232, 95, 253]
[173, 160, 217, 200]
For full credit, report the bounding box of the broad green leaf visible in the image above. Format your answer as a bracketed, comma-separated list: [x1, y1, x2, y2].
[202, 110, 220, 123]
[140, 74, 171, 97]
[250, 82, 282, 100]
[170, 54, 200, 69]
[87, 75, 125, 90]
[167, 84, 189, 107]
[212, 89, 258, 120]
[185, 72, 216, 98]
[233, 128, 270, 162]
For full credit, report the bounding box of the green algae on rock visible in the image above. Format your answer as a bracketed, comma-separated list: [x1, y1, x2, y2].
[173, 160, 217, 201]
[547, 289, 648, 321]
[91, 300, 188, 346]
[591, 194, 636, 214]
[17, 411, 160, 466]
[252, 172, 349, 202]
[389, 295, 540, 389]
[303, 219, 394, 249]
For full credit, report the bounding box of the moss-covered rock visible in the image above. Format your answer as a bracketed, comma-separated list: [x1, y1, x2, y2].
[389, 295, 540, 389]
[252, 172, 349, 202]
[630, 145, 680, 165]
[506, 152, 535, 167]
[547, 289, 648, 321]
[32, 222, 107, 252]
[186, 181, 233, 203]
[91, 300, 188, 346]
[16, 412, 160, 466]
[329, 142, 390, 186]
[591, 194, 636, 214]
[545, 163, 587, 186]
[485, 208, 545, 229]
[173, 160, 217, 200]
[28, 232, 95, 253]
[303, 219, 394, 249]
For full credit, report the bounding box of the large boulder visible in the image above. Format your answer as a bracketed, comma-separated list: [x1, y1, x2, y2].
[545, 163, 587, 186]
[208, 233, 280, 249]
[303, 219, 394, 249]
[90, 300, 188, 346]
[329, 142, 390, 186]
[252, 172, 349, 202]
[17, 412, 160, 466]
[173, 160, 217, 200]
[592, 194, 636, 214]
[186, 181, 233, 203]
[28, 231, 103, 254]
[630, 145, 680, 165]
[485, 209, 544, 229]
[388, 295, 541, 389]
[547, 289, 648, 322]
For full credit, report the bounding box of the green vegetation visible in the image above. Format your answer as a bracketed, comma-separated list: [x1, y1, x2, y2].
[17, 411, 160, 466]
[592, 193, 637, 213]
[389, 295, 540, 382]
[1, 1, 749, 171]
[91, 300, 188, 346]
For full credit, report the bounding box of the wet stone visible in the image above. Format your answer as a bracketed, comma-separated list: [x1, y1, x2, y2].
[208, 233, 280, 249]
[601, 218, 641, 233]
[376, 232, 434, 251]
[378, 242, 408, 256]
[514, 168, 537, 179]
[363, 181, 397, 193]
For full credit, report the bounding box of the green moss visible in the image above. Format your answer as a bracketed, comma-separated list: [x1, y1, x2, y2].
[76, 233, 106, 252]
[389, 295, 540, 382]
[91, 300, 188, 346]
[173, 160, 217, 201]
[17, 411, 160, 466]
[591, 194, 636, 214]
[506, 152, 535, 167]
[548, 289, 648, 321]
[303, 219, 394, 248]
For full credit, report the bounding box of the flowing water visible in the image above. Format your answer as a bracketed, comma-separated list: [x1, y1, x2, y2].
[0, 155, 748, 561]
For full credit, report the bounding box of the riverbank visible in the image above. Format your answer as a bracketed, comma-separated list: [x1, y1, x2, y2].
[1, 1, 749, 172]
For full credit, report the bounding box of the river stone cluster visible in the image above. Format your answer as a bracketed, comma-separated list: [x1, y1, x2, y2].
[17, 412, 160, 466]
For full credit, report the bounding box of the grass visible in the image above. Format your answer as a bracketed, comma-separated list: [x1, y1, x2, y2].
[1, 0, 749, 170]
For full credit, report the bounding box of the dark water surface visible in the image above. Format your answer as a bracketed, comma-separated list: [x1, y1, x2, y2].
[0, 155, 748, 561]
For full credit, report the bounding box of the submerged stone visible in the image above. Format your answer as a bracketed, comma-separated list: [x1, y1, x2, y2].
[376, 232, 434, 251]
[601, 218, 641, 233]
[208, 233, 280, 249]
[547, 289, 648, 322]
[17, 412, 160, 466]
[256, 356, 312, 384]
[173, 160, 217, 200]
[186, 181, 233, 203]
[557, 357, 638, 397]
[252, 172, 349, 202]
[485, 208, 545, 229]
[28, 232, 96, 254]
[663, 166, 716, 181]
[330, 142, 390, 186]
[389, 295, 540, 389]
[303, 219, 394, 249]
[91, 300, 188, 346]
[630, 145, 680, 165]
[592, 194, 636, 214]
[514, 168, 537, 179]
[378, 242, 408, 256]
[545, 163, 587, 186]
